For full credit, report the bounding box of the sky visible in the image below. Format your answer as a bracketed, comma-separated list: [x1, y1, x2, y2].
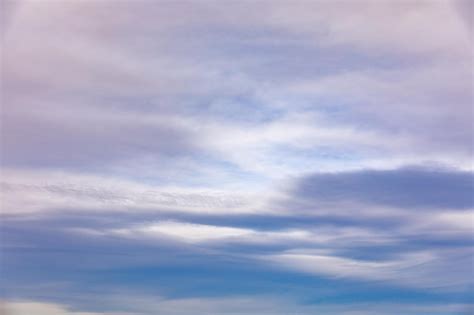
[0, 0, 473, 314]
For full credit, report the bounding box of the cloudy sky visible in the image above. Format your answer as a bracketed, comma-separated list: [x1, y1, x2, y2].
[0, 0, 473, 314]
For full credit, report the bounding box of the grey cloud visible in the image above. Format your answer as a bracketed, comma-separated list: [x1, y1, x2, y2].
[293, 167, 474, 210]
[0, 110, 197, 169]
[0, 0, 20, 34]
[453, 0, 473, 35]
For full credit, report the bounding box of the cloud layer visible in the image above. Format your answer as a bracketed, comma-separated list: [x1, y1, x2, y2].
[1, 0, 473, 314]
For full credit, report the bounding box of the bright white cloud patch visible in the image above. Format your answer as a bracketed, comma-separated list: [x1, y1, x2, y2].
[79, 220, 395, 248]
[111, 221, 256, 243]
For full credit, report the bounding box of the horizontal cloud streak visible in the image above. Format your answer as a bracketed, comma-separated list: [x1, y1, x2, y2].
[3, 298, 472, 315]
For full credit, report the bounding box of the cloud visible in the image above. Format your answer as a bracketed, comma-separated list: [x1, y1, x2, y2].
[1, 1, 473, 314]
[453, 0, 474, 35]
[1, 206, 472, 315]
[1, 108, 199, 169]
[0, 170, 263, 216]
[262, 1, 471, 56]
[292, 167, 474, 210]
[1, 298, 473, 315]
[264, 250, 431, 282]
[2, 0, 472, 177]
[262, 247, 474, 289]
[78, 219, 392, 247]
[0, 300, 115, 315]
[105, 220, 256, 243]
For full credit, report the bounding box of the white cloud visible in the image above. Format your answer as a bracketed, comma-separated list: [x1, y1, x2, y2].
[402, 210, 474, 237]
[0, 169, 268, 216]
[73, 219, 395, 250]
[263, 250, 429, 281]
[262, 248, 473, 289]
[0, 300, 118, 315]
[110, 221, 255, 243]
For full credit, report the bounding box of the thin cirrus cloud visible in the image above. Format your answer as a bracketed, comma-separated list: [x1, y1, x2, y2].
[1, 0, 473, 315]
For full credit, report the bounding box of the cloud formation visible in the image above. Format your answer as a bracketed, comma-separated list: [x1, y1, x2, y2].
[293, 167, 474, 210]
[1, 0, 472, 314]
